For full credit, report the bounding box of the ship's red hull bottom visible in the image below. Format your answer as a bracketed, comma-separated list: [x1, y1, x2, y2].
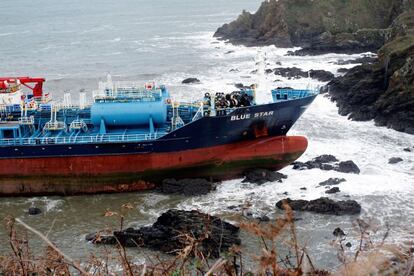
[0, 136, 308, 196]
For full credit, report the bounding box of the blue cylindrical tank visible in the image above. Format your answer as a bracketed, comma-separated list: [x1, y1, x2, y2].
[91, 101, 167, 127]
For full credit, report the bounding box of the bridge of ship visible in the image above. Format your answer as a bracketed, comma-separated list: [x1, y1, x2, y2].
[0, 85, 316, 146]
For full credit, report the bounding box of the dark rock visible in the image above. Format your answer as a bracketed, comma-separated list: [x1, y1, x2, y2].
[227, 205, 239, 210]
[309, 69, 335, 82]
[314, 154, 339, 163]
[337, 68, 350, 74]
[300, 187, 307, 190]
[244, 210, 253, 217]
[86, 232, 117, 244]
[346, 242, 352, 248]
[182, 77, 200, 84]
[214, 0, 399, 53]
[276, 197, 361, 215]
[276, 198, 309, 210]
[325, 187, 341, 194]
[274, 67, 308, 79]
[336, 56, 378, 65]
[229, 68, 240, 73]
[265, 68, 273, 74]
[28, 207, 42, 215]
[292, 155, 338, 170]
[225, 50, 235, 54]
[242, 169, 287, 185]
[389, 157, 403, 164]
[293, 156, 359, 174]
[320, 164, 335, 171]
[259, 215, 270, 222]
[335, 161, 360, 174]
[333, 227, 346, 237]
[326, 12, 414, 134]
[319, 178, 346, 186]
[160, 178, 215, 196]
[89, 209, 240, 258]
[403, 147, 412, 152]
[234, 83, 244, 89]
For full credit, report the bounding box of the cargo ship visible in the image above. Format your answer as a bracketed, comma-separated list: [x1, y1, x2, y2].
[0, 76, 317, 196]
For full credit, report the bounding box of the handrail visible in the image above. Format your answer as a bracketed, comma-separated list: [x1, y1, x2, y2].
[0, 132, 166, 146]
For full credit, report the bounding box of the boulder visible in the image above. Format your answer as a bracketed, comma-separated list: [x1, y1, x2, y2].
[28, 207, 42, 215]
[389, 157, 403, 164]
[259, 215, 270, 222]
[273, 67, 308, 79]
[159, 178, 215, 196]
[337, 68, 350, 74]
[85, 233, 116, 244]
[293, 156, 360, 174]
[314, 154, 339, 163]
[319, 178, 346, 186]
[276, 197, 361, 215]
[309, 70, 335, 82]
[336, 56, 378, 65]
[335, 161, 361, 174]
[325, 187, 341, 194]
[403, 147, 412, 152]
[333, 227, 346, 237]
[87, 209, 240, 258]
[182, 78, 200, 84]
[242, 169, 287, 185]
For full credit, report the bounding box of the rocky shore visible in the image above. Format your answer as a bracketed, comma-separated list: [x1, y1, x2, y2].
[215, 0, 414, 134]
[326, 11, 414, 134]
[214, 0, 410, 53]
[87, 209, 240, 258]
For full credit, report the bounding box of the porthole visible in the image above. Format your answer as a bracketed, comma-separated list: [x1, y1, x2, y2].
[68, 147, 72, 150]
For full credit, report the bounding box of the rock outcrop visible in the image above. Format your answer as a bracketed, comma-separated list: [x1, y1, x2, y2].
[214, 0, 413, 53]
[326, 11, 414, 134]
[272, 67, 334, 81]
[319, 178, 346, 186]
[292, 155, 360, 174]
[216, 1, 414, 134]
[388, 157, 403, 164]
[87, 209, 240, 258]
[276, 197, 361, 215]
[182, 77, 200, 84]
[242, 169, 287, 185]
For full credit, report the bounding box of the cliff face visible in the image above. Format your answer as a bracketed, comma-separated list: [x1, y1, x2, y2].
[215, 0, 413, 53]
[327, 12, 414, 134]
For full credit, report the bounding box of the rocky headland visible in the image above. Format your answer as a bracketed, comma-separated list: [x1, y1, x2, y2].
[326, 11, 414, 133]
[215, 0, 414, 134]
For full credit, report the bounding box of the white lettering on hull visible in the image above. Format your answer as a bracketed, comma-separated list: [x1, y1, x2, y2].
[231, 111, 274, 121]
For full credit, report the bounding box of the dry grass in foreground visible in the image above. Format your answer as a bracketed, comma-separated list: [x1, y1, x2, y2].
[0, 201, 413, 275]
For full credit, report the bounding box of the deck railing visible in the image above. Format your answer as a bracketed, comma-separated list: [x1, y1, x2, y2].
[0, 132, 165, 146]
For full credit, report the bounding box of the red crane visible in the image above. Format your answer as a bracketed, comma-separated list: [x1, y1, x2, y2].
[0, 77, 46, 98]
